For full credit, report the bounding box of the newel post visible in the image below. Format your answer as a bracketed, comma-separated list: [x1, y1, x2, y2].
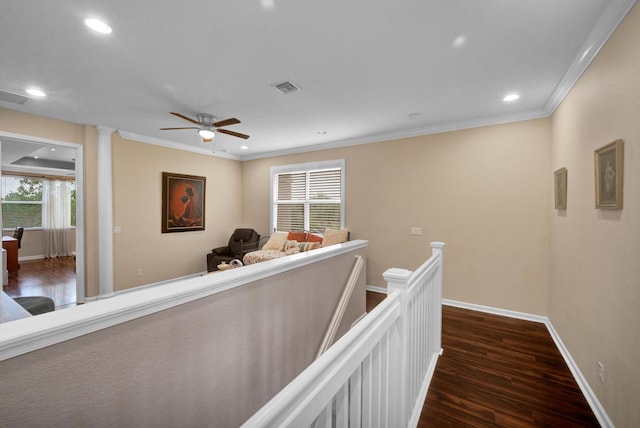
[430, 241, 445, 353]
[383, 267, 412, 427]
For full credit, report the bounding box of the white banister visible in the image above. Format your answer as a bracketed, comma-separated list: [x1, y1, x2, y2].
[383, 267, 412, 427]
[316, 255, 365, 359]
[243, 242, 444, 428]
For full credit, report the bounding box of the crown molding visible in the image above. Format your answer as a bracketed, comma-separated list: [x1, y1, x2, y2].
[116, 130, 241, 160]
[544, 0, 637, 113]
[240, 108, 549, 161]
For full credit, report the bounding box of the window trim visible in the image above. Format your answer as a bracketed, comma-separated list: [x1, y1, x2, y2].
[270, 159, 345, 234]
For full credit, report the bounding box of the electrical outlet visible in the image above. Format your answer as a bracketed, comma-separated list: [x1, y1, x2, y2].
[598, 362, 604, 383]
[137, 269, 143, 277]
[410, 227, 422, 236]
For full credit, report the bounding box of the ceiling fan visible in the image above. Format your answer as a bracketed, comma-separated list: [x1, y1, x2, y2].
[160, 112, 250, 142]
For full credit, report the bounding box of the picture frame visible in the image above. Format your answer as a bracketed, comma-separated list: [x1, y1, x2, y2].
[162, 172, 206, 233]
[554, 167, 567, 210]
[594, 140, 624, 209]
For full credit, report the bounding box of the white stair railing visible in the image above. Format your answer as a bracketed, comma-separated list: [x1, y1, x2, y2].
[243, 242, 444, 428]
[315, 255, 365, 359]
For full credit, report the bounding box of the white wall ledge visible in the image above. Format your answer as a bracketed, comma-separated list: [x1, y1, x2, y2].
[0, 240, 368, 361]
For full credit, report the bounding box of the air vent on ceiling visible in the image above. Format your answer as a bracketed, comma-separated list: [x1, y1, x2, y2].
[0, 91, 30, 105]
[273, 80, 301, 95]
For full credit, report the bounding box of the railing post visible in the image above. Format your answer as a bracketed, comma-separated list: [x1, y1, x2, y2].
[430, 242, 445, 353]
[383, 267, 412, 427]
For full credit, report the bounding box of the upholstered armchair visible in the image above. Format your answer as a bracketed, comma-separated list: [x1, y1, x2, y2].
[207, 228, 260, 272]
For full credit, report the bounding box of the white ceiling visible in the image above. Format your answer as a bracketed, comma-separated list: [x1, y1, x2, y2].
[0, 0, 636, 161]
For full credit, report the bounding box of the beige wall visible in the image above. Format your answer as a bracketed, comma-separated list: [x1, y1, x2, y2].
[0, 109, 100, 295]
[112, 134, 242, 290]
[550, 4, 640, 427]
[243, 118, 551, 315]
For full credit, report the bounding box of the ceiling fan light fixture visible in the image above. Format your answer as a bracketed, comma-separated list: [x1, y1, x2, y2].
[85, 18, 112, 34]
[199, 128, 215, 140]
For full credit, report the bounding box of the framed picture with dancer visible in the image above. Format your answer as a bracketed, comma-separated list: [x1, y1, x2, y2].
[162, 172, 206, 233]
[594, 140, 624, 209]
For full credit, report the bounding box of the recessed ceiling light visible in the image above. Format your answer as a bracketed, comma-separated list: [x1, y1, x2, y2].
[50, 148, 56, 151]
[34, 156, 39, 159]
[240, 145, 249, 150]
[503, 93, 520, 102]
[85, 18, 112, 34]
[260, 0, 276, 10]
[317, 131, 327, 135]
[452, 35, 467, 48]
[26, 88, 46, 97]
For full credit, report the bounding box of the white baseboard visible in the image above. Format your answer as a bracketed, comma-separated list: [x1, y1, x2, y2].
[19, 254, 76, 262]
[544, 319, 614, 428]
[19, 255, 45, 261]
[365, 285, 387, 294]
[442, 298, 612, 427]
[442, 298, 547, 324]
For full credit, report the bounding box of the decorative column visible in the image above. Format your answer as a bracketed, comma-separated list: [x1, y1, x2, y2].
[97, 126, 115, 298]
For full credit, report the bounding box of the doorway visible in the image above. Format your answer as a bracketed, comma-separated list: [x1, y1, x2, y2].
[0, 132, 85, 304]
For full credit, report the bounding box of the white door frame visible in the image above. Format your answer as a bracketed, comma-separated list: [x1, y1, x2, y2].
[0, 131, 86, 302]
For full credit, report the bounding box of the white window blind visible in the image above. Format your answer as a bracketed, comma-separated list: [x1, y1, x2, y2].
[272, 160, 344, 234]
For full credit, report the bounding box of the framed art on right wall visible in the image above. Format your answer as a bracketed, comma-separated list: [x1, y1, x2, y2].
[594, 139, 624, 209]
[554, 167, 567, 210]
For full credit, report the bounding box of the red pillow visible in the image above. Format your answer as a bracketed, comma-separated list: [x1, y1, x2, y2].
[305, 233, 323, 243]
[288, 231, 306, 242]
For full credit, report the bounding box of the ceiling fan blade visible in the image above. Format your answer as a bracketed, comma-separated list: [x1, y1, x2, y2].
[160, 127, 199, 130]
[218, 128, 250, 140]
[213, 117, 240, 128]
[170, 112, 201, 125]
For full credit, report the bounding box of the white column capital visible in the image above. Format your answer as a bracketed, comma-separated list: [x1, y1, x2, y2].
[96, 126, 115, 138]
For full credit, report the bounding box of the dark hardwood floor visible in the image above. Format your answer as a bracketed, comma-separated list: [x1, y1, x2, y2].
[364, 291, 599, 427]
[3, 257, 77, 310]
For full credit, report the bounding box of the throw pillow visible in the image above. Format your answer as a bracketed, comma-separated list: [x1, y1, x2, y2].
[298, 241, 320, 252]
[263, 232, 288, 250]
[284, 241, 300, 255]
[305, 233, 324, 243]
[288, 231, 307, 242]
[321, 228, 349, 247]
[283, 240, 299, 252]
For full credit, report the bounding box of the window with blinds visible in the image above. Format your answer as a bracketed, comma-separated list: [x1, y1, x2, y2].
[272, 160, 344, 234]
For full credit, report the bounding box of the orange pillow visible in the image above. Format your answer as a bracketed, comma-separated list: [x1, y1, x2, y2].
[305, 233, 323, 243]
[288, 231, 306, 242]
